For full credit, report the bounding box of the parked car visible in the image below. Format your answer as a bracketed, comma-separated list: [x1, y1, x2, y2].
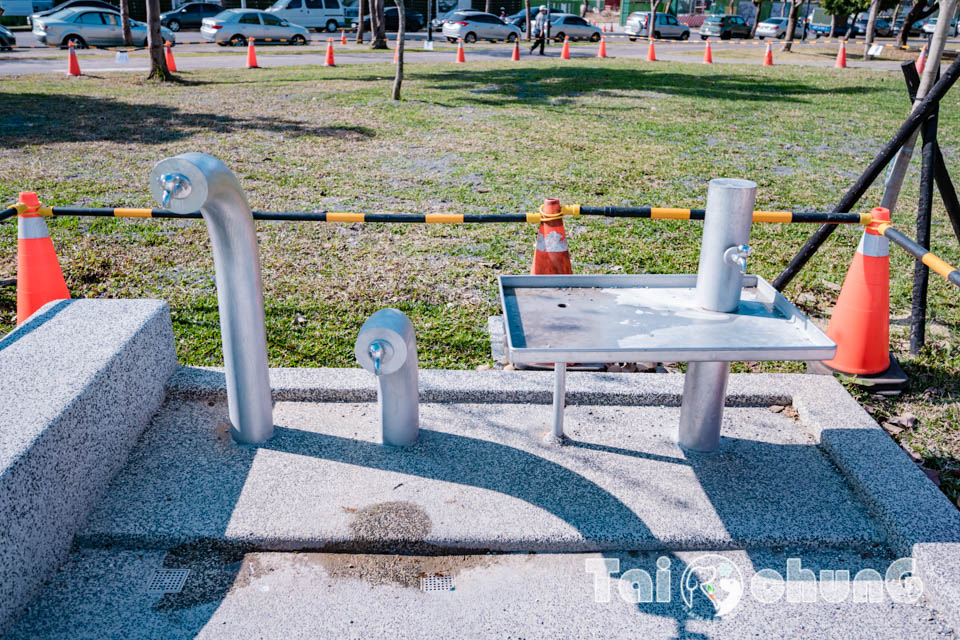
[548, 13, 601, 41]
[266, 0, 345, 32]
[756, 16, 802, 39]
[922, 16, 959, 36]
[344, 5, 357, 26]
[201, 9, 310, 45]
[160, 2, 222, 32]
[0, 24, 16, 49]
[32, 6, 175, 47]
[359, 5, 423, 32]
[849, 17, 892, 37]
[698, 14, 751, 40]
[505, 6, 563, 31]
[893, 17, 924, 36]
[433, 8, 468, 31]
[625, 11, 690, 39]
[442, 10, 519, 42]
[29, 0, 115, 25]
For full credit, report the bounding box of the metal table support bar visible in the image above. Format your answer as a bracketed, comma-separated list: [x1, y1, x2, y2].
[552, 362, 567, 441]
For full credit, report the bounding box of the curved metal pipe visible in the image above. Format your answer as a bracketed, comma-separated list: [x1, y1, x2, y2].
[150, 153, 274, 444]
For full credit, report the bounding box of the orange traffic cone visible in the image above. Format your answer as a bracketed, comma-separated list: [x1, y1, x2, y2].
[531, 199, 573, 275]
[834, 40, 847, 68]
[601, 23, 607, 32]
[561, 35, 570, 59]
[164, 41, 177, 73]
[823, 207, 891, 375]
[67, 42, 81, 76]
[455, 38, 465, 63]
[916, 44, 927, 74]
[16, 192, 70, 325]
[763, 41, 773, 66]
[646, 39, 656, 61]
[597, 36, 607, 58]
[246, 38, 259, 69]
[341, 29, 347, 45]
[325, 38, 336, 66]
[511, 40, 520, 60]
[703, 38, 712, 63]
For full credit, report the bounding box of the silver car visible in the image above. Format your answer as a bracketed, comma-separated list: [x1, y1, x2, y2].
[923, 17, 959, 37]
[548, 13, 602, 41]
[201, 9, 311, 46]
[625, 11, 690, 40]
[756, 17, 802, 39]
[32, 7, 176, 48]
[441, 10, 521, 43]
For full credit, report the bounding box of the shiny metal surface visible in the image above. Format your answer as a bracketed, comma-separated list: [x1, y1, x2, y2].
[550, 362, 566, 442]
[355, 309, 420, 447]
[150, 153, 274, 444]
[499, 274, 835, 364]
[677, 360, 730, 452]
[695, 178, 757, 313]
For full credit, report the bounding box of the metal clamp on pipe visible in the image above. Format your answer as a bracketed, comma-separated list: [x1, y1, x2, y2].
[355, 308, 420, 447]
[149, 153, 274, 444]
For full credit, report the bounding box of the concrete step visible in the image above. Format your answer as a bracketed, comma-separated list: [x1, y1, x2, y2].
[78, 395, 883, 552]
[6, 547, 952, 639]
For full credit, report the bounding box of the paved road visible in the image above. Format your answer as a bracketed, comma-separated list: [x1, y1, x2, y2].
[0, 29, 943, 75]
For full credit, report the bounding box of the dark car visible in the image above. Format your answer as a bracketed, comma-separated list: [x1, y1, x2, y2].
[160, 2, 223, 32]
[361, 5, 423, 31]
[894, 17, 924, 36]
[506, 6, 563, 31]
[0, 24, 16, 50]
[698, 13, 751, 40]
[849, 17, 892, 37]
[29, 0, 116, 25]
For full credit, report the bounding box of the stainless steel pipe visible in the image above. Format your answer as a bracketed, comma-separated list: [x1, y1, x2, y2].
[355, 308, 419, 447]
[679, 178, 757, 453]
[150, 153, 274, 444]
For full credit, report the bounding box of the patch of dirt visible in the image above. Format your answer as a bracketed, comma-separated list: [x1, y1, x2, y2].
[308, 552, 496, 589]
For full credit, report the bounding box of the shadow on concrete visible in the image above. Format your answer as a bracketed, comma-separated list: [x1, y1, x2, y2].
[0, 93, 375, 148]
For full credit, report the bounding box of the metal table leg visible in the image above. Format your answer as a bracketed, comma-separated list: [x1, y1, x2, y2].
[550, 362, 567, 442]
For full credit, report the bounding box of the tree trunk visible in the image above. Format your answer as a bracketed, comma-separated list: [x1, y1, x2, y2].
[863, 0, 880, 58]
[357, 0, 365, 43]
[485, 0, 491, 13]
[781, 0, 799, 50]
[897, 0, 936, 48]
[145, 0, 171, 80]
[828, 13, 837, 37]
[392, 0, 404, 100]
[525, 0, 531, 40]
[580, 1, 588, 17]
[371, 0, 387, 49]
[120, 0, 133, 45]
[648, 0, 661, 40]
[750, 0, 761, 36]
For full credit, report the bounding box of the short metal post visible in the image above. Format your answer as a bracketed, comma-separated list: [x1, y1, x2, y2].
[551, 362, 567, 442]
[150, 153, 273, 444]
[678, 178, 757, 453]
[355, 308, 419, 447]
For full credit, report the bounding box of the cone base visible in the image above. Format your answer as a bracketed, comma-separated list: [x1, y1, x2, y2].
[807, 353, 908, 395]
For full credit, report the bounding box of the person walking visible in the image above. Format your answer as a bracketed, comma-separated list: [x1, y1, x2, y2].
[529, 5, 548, 55]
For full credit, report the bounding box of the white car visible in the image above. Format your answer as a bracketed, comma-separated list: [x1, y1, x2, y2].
[548, 13, 602, 41]
[441, 10, 520, 43]
[201, 9, 311, 46]
[625, 11, 690, 40]
[923, 17, 959, 37]
[32, 7, 176, 48]
[265, 0, 346, 33]
[756, 17, 802, 39]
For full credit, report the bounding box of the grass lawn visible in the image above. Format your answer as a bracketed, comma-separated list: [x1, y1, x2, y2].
[0, 57, 958, 502]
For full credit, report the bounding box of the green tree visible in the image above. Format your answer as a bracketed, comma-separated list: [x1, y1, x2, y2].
[821, 0, 866, 37]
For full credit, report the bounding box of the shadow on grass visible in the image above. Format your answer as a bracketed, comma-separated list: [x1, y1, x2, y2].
[407, 64, 885, 107]
[0, 92, 376, 147]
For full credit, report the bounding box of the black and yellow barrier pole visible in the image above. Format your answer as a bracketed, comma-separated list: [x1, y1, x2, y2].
[877, 221, 960, 289]
[570, 205, 871, 225]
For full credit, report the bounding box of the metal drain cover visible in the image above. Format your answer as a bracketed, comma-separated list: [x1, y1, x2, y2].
[146, 568, 190, 594]
[420, 574, 454, 592]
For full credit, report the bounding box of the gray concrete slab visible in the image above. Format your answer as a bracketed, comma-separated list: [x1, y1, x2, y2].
[0, 299, 177, 635]
[6, 547, 953, 639]
[79, 394, 882, 553]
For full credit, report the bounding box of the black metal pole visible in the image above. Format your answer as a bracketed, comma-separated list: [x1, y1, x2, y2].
[772, 55, 960, 292]
[911, 100, 938, 354]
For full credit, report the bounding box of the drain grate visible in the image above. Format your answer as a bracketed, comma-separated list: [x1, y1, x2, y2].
[420, 575, 454, 592]
[146, 568, 190, 594]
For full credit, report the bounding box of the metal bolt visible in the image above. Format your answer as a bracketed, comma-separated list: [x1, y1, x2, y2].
[157, 173, 192, 208]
